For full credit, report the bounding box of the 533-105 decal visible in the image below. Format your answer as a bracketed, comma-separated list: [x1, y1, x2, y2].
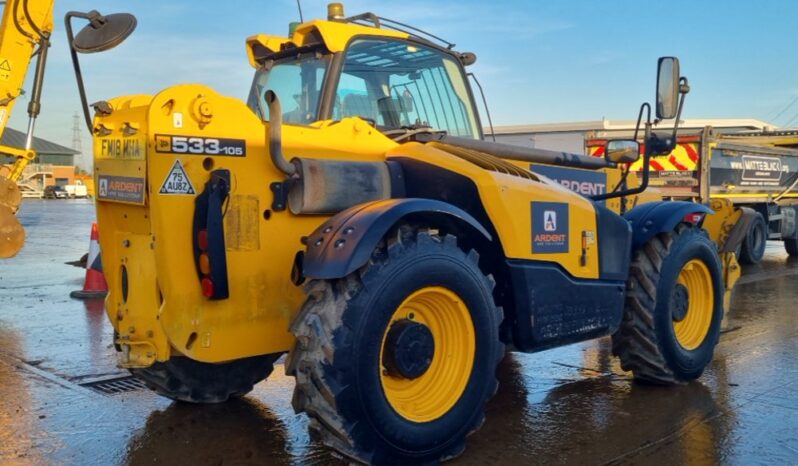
[155, 134, 246, 157]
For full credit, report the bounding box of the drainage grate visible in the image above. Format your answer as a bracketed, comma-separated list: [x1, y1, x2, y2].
[81, 375, 147, 395]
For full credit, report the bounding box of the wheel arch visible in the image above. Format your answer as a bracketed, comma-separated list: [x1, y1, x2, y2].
[624, 201, 713, 249]
[301, 198, 497, 280]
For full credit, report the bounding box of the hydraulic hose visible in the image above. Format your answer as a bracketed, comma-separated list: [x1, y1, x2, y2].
[264, 90, 297, 176]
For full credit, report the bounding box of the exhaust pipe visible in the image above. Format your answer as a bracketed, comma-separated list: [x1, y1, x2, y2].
[263, 91, 392, 215]
[265, 90, 297, 177]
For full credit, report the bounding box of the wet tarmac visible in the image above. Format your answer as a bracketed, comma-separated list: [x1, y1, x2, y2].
[1, 200, 797, 465]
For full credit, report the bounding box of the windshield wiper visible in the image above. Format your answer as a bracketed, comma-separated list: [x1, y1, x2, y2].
[381, 124, 444, 142]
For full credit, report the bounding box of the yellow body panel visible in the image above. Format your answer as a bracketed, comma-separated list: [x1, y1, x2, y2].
[245, 34, 289, 68]
[389, 143, 600, 278]
[96, 85, 398, 365]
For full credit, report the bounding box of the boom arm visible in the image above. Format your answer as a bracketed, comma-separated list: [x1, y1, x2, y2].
[0, 1, 54, 258]
[0, 0, 55, 182]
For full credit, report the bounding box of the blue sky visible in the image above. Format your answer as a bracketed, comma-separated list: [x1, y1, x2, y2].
[9, 0, 798, 168]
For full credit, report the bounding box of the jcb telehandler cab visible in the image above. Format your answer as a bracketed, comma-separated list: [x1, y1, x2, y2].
[75, 4, 724, 464]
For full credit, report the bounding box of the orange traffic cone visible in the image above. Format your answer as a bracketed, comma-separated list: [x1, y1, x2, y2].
[70, 223, 108, 299]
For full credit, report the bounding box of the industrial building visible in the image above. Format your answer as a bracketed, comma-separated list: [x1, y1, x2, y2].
[0, 127, 81, 196]
[490, 118, 775, 153]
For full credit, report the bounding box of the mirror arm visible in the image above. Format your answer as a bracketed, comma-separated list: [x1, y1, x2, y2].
[65, 12, 93, 134]
[594, 63, 687, 205]
[632, 102, 651, 141]
[593, 103, 651, 202]
[669, 76, 689, 146]
[592, 130, 651, 202]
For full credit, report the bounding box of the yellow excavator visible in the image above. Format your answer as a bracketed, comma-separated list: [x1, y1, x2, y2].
[0, 2, 749, 464]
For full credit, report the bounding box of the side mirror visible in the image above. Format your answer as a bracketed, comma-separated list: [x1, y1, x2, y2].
[71, 11, 137, 53]
[66, 10, 137, 133]
[605, 140, 640, 164]
[656, 57, 680, 120]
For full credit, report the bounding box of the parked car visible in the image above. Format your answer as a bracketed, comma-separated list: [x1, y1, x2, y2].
[65, 182, 89, 198]
[43, 185, 69, 199]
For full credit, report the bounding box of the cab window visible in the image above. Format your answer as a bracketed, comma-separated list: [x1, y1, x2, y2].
[333, 38, 480, 139]
[247, 53, 329, 125]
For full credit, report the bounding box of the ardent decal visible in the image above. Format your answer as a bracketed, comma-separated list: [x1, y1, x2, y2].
[531, 201, 569, 253]
[97, 175, 145, 204]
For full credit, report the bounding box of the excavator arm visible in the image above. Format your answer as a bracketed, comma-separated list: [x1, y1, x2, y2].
[0, 0, 54, 257]
[0, 0, 54, 180]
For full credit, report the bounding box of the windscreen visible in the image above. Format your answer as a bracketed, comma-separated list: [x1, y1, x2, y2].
[333, 38, 480, 139]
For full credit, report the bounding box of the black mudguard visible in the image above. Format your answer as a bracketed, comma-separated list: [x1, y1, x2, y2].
[302, 198, 492, 280]
[624, 201, 713, 249]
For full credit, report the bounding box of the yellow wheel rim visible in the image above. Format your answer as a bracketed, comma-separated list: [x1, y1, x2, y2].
[379, 286, 476, 423]
[672, 259, 714, 350]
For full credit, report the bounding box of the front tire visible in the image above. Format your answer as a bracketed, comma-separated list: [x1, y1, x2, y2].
[287, 229, 503, 464]
[131, 353, 280, 403]
[784, 237, 798, 257]
[612, 224, 724, 384]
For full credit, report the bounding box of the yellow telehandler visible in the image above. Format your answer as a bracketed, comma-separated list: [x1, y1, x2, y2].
[1, 2, 738, 464]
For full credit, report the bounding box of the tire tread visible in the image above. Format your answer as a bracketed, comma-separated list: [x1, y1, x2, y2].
[287, 228, 503, 464]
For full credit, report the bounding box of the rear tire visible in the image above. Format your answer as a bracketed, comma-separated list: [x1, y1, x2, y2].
[131, 353, 280, 403]
[739, 213, 767, 264]
[612, 224, 724, 384]
[287, 228, 503, 464]
[785, 238, 798, 257]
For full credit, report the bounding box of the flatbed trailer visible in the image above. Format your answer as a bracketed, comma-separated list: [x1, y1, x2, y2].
[587, 127, 798, 263]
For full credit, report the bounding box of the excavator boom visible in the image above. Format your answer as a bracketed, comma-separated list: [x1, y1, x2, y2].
[0, 0, 53, 257]
[0, 0, 54, 177]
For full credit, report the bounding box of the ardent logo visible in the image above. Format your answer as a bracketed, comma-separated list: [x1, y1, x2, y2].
[544, 210, 557, 232]
[532, 202, 569, 253]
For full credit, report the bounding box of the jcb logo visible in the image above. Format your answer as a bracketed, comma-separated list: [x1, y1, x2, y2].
[155, 135, 171, 152]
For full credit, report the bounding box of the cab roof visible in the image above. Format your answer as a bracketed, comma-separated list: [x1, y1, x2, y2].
[246, 19, 408, 68]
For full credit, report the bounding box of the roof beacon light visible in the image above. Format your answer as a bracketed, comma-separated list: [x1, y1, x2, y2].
[328, 3, 345, 21]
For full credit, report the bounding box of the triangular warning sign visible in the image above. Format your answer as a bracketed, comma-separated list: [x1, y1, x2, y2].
[0, 60, 10, 72]
[159, 160, 195, 195]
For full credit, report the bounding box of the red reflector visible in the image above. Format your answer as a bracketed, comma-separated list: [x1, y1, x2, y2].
[684, 213, 704, 224]
[201, 277, 214, 297]
[198, 229, 208, 251]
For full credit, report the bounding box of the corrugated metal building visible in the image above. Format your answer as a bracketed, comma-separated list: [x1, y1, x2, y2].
[489, 118, 775, 153]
